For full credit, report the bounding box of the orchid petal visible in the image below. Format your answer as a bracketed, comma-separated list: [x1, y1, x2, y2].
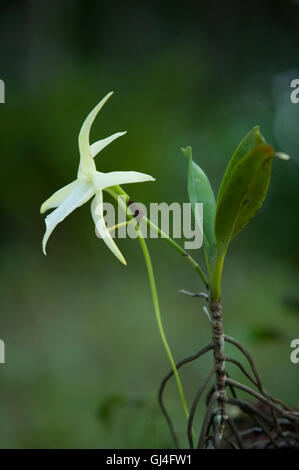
[90, 132, 127, 158]
[78, 92, 113, 176]
[91, 191, 127, 265]
[92, 171, 155, 191]
[40, 180, 78, 214]
[42, 179, 94, 254]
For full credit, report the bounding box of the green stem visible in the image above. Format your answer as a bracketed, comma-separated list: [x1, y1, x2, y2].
[105, 188, 191, 417]
[105, 186, 209, 289]
[137, 230, 189, 420]
[108, 220, 131, 233]
[209, 253, 225, 302]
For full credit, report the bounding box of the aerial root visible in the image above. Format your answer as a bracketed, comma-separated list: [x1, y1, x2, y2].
[158, 334, 299, 448]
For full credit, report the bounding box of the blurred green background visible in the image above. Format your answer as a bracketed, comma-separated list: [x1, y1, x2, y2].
[0, 0, 299, 448]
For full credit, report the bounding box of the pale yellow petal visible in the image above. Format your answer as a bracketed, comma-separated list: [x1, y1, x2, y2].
[91, 191, 127, 265]
[42, 180, 94, 255]
[78, 92, 113, 176]
[40, 180, 78, 214]
[92, 171, 155, 191]
[90, 132, 127, 158]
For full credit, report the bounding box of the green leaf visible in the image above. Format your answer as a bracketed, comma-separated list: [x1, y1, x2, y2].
[215, 143, 275, 257]
[182, 146, 217, 268]
[217, 126, 265, 205]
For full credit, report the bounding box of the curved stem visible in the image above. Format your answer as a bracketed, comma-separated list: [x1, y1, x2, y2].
[105, 187, 194, 434]
[225, 356, 258, 388]
[187, 366, 216, 448]
[105, 186, 209, 288]
[136, 231, 190, 422]
[252, 414, 280, 449]
[225, 378, 299, 423]
[197, 392, 219, 449]
[224, 335, 293, 412]
[227, 417, 245, 449]
[108, 220, 131, 232]
[159, 343, 213, 447]
[226, 397, 274, 425]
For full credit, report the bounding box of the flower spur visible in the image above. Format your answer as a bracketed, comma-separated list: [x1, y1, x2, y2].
[40, 92, 155, 264]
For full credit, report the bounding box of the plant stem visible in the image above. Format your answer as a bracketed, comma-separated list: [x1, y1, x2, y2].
[209, 254, 225, 302]
[105, 187, 191, 420]
[137, 230, 190, 420]
[209, 299, 227, 433]
[105, 186, 209, 288]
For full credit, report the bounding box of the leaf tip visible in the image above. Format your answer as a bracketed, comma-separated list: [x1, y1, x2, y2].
[181, 146, 192, 160]
[275, 152, 290, 161]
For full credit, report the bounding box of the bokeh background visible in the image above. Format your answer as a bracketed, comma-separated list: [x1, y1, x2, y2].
[0, 0, 299, 448]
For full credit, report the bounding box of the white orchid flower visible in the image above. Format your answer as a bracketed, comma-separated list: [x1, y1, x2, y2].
[40, 91, 155, 265]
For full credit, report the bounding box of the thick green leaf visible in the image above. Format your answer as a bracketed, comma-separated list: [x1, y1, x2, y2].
[231, 156, 272, 239]
[217, 126, 265, 205]
[215, 143, 275, 257]
[182, 146, 217, 267]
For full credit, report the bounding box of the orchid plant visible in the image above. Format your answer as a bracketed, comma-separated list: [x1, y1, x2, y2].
[41, 92, 199, 427]
[41, 92, 298, 449]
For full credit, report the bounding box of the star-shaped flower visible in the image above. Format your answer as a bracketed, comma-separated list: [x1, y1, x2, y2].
[40, 92, 155, 264]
